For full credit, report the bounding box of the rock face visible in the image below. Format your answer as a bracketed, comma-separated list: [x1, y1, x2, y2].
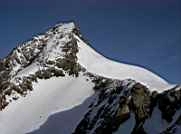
[73, 78, 181, 134]
[0, 23, 84, 110]
[0, 22, 180, 134]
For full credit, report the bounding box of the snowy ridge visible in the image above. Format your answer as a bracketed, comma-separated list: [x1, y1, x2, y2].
[75, 34, 170, 92]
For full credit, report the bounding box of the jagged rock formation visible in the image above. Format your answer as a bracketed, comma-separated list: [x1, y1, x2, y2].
[0, 22, 180, 134]
[0, 23, 83, 110]
[73, 76, 181, 134]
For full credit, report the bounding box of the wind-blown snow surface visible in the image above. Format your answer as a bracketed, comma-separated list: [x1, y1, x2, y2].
[75, 34, 170, 92]
[0, 22, 173, 134]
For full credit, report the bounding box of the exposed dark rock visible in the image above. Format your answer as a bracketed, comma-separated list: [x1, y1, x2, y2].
[73, 78, 181, 134]
[73, 79, 134, 134]
[0, 26, 83, 110]
[158, 86, 181, 122]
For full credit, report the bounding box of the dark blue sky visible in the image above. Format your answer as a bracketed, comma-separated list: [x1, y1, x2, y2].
[0, 0, 181, 83]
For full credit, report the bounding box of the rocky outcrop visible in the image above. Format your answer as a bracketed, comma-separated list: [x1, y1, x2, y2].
[73, 77, 181, 134]
[158, 86, 181, 122]
[0, 24, 83, 110]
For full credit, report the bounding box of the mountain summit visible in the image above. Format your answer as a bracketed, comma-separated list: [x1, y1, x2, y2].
[0, 22, 180, 134]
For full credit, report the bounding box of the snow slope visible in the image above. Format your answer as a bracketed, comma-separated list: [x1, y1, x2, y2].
[0, 75, 94, 134]
[75, 34, 170, 92]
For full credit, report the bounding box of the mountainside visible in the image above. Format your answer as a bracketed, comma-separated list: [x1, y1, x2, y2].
[0, 22, 180, 134]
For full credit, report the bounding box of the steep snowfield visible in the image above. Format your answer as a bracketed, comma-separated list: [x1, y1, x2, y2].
[0, 75, 94, 134]
[75, 35, 170, 92]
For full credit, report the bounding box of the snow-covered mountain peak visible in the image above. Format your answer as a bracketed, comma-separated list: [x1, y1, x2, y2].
[53, 22, 76, 33]
[0, 21, 181, 134]
[43, 22, 171, 90]
[2, 21, 171, 91]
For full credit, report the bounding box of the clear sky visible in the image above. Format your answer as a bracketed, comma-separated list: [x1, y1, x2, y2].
[0, 0, 181, 83]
